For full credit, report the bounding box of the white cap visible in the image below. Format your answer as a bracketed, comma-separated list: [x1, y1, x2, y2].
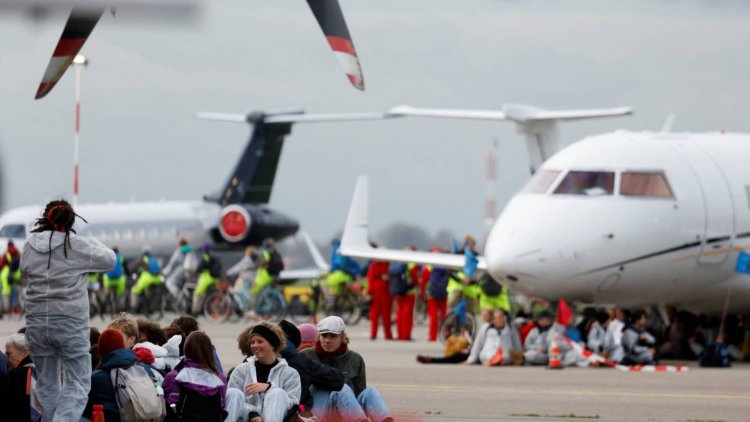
[317, 316, 346, 335]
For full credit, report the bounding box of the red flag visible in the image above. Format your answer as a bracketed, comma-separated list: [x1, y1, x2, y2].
[556, 299, 573, 326]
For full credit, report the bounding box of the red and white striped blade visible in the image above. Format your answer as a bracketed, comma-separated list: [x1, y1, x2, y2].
[307, 0, 364, 91]
[35, 8, 103, 99]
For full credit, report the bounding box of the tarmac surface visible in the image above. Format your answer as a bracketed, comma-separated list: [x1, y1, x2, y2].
[2, 314, 748, 422]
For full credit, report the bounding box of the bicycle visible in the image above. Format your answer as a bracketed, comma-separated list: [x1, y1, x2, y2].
[203, 280, 247, 323]
[253, 281, 287, 321]
[438, 295, 477, 344]
[287, 279, 366, 325]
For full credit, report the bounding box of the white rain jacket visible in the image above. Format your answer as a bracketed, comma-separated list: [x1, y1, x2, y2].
[468, 322, 522, 364]
[228, 356, 301, 415]
[22, 231, 115, 321]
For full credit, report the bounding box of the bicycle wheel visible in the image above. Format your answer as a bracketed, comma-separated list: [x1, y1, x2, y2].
[204, 292, 232, 323]
[287, 291, 317, 324]
[438, 311, 477, 344]
[332, 293, 358, 325]
[255, 288, 286, 321]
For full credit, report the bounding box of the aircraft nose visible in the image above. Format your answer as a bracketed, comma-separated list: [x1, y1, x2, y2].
[485, 229, 544, 283]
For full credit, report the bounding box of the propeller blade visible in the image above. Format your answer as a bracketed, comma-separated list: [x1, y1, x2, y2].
[307, 0, 365, 91]
[35, 7, 104, 99]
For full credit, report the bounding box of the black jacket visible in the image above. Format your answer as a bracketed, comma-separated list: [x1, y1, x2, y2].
[8, 355, 33, 422]
[280, 344, 344, 409]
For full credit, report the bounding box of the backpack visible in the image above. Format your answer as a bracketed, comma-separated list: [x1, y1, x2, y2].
[8, 254, 21, 284]
[111, 364, 167, 422]
[480, 276, 503, 297]
[24, 363, 41, 422]
[172, 385, 224, 422]
[699, 341, 731, 368]
[428, 268, 449, 300]
[146, 256, 161, 276]
[388, 262, 410, 296]
[266, 249, 284, 276]
[183, 253, 199, 274]
[206, 256, 222, 278]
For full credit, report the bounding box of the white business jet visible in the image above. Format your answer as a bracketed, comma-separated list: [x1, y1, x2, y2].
[340, 105, 750, 313]
[0, 109, 391, 258]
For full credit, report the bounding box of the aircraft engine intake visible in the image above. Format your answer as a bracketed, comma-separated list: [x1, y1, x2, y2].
[216, 204, 299, 246]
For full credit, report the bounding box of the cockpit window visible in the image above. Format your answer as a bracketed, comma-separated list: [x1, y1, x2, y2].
[521, 170, 561, 194]
[0, 224, 27, 239]
[553, 171, 615, 196]
[621, 171, 673, 197]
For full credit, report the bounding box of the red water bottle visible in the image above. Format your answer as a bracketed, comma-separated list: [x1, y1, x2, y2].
[92, 404, 105, 422]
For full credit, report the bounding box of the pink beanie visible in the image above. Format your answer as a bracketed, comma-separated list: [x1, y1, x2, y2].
[298, 323, 318, 344]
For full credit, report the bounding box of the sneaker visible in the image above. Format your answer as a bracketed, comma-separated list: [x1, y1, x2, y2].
[417, 355, 433, 363]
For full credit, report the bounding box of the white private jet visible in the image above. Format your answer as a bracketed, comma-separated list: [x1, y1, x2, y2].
[339, 106, 750, 314]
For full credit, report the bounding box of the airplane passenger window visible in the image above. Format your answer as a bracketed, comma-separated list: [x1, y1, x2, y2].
[621, 172, 673, 197]
[0, 224, 27, 239]
[521, 170, 561, 194]
[553, 171, 615, 196]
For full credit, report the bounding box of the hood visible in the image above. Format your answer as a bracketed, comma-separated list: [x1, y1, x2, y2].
[133, 341, 168, 358]
[99, 348, 138, 370]
[27, 231, 70, 254]
[162, 334, 182, 358]
[6, 244, 19, 255]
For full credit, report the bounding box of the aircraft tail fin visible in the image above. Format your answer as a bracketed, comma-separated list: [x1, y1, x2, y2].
[339, 175, 483, 270]
[388, 104, 632, 173]
[197, 110, 392, 206]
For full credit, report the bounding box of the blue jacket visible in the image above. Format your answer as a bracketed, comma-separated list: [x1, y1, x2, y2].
[330, 242, 361, 276]
[83, 348, 157, 421]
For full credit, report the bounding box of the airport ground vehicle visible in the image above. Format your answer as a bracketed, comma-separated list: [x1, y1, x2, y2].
[287, 279, 366, 325]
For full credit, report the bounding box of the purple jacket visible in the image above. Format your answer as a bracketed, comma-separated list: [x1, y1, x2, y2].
[163, 358, 227, 407]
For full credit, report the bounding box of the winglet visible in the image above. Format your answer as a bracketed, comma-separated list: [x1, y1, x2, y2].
[300, 231, 329, 272]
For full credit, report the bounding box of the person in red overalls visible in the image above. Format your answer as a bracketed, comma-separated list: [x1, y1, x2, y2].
[395, 260, 420, 341]
[367, 258, 392, 340]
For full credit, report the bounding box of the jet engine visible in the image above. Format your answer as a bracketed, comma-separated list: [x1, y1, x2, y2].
[217, 204, 298, 246]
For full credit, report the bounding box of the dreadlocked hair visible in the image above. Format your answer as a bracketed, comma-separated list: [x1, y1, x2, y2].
[31, 200, 87, 268]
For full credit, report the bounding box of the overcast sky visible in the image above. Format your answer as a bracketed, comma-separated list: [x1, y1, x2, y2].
[2, 0, 750, 243]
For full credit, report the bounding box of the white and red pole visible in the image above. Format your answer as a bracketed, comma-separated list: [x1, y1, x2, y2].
[482, 140, 499, 246]
[72, 55, 88, 207]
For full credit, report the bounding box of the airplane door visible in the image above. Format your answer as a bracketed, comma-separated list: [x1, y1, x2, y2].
[674, 141, 735, 265]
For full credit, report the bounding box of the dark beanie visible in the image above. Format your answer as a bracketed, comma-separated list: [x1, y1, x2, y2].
[279, 320, 301, 348]
[250, 324, 281, 349]
[98, 328, 126, 358]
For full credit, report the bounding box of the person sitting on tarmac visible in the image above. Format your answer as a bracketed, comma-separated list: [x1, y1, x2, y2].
[301, 316, 394, 422]
[103, 247, 128, 302]
[621, 309, 657, 365]
[297, 323, 318, 351]
[466, 309, 523, 366]
[128, 246, 162, 312]
[228, 321, 301, 422]
[523, 309, 555, 365]
[162, 238, 196, 300]
[417, 327, 473, 364]
[587, 310, 612, 354]
[193, 243, 222, 315]
[278, 320, 345, 420]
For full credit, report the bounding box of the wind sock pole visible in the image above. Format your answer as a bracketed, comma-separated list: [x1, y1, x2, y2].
[72, 55, 88, 207]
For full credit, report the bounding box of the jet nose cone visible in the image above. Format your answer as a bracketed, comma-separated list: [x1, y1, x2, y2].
[485, 229, 543, 282]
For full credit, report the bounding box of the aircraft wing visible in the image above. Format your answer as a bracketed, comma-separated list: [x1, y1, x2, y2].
[307, 0, 365, 91]
[339, 175, 487, 271]
[279, 268, 323, 281]
[35, 7, 104, 99]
